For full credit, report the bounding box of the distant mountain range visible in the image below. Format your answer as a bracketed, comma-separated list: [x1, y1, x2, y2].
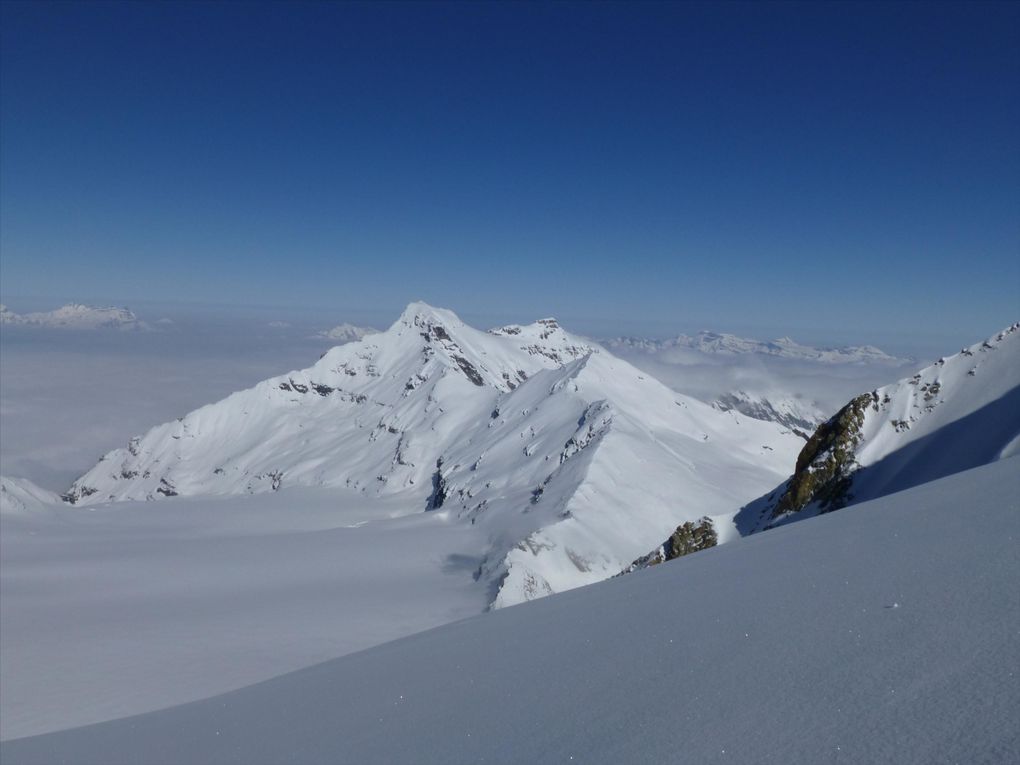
[0, 303, 148, 331]
[603, 330, 907, 364]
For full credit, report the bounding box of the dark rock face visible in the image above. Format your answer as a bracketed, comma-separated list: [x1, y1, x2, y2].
[62, 484, 97, 504]
[156, 478, 178, 497]
[452, 355, 485, 386]
[426, 458, 447, 510]
[770, 392, 875, 518]
[663, 517, 719, 559]
[622, 517, 718, 573]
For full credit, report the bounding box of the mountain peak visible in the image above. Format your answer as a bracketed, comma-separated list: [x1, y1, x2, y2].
[396, 301, 462, 328]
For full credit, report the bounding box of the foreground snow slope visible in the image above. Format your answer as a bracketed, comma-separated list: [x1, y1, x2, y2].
[64, 302, 801, 606]
[6, 458, 1016, 764]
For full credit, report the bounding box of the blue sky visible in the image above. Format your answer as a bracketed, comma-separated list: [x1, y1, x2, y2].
[1, 1, 1017, 349]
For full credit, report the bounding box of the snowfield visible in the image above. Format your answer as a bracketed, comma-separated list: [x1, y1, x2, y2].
[4, 458, 1017, 764]
[0, 488, 489, 740]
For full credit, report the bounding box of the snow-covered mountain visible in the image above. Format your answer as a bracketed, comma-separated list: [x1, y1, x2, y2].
[65, 302, 802, 607]
[626, 322, 1020, 571]
[7, 458, 1016, 765]
[741, 322, 1020, 531]
[712, 390, 825, 435]
[0, 477, 59, 515]
[0, 303, 148, 331]
[604, 330, 905, 364]
[314, 322, 378, 342]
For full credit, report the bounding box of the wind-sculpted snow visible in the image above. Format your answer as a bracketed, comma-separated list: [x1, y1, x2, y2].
[6, 459, 1017, 764]
[64, 302, 802, 607]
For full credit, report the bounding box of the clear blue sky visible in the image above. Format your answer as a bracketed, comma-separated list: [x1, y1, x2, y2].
[1, 1, 1017, 348]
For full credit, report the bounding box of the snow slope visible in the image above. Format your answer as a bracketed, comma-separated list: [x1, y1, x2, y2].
[64, 302, 802, 607]
[751, 322, 1020, 529]
[0, 477, 60, 514]
[6, 458, 1016, 764]
[0, 303, 148, 330]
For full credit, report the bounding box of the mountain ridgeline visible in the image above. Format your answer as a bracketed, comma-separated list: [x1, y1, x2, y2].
[627, 322, 1020, 572]
[63, 303, 802, 608]
[57, 304, 1018, 600]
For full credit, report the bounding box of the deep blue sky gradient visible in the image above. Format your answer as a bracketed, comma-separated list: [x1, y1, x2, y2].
[2, 1, 1017, 348]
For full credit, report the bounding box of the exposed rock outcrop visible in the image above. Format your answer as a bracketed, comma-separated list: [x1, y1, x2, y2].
[622, 517, 718, 573]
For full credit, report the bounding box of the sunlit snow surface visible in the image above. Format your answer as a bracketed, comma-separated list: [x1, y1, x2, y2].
[0, 488, 489, 739]
[4, 458, 1017, 764]
[58, 303, 804, 608]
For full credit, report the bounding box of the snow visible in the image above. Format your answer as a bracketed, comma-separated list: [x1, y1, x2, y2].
[603, 329, 908, 364]
[0, 303, 148, 330]
[5, 457, 1016, 764]
[314, 322, 378, 342]
[605, 331, 915, 433]
[0, 477, 60, 514]
[0, 323, 328, 489]
[4, 304, 1014, 759]
[0, 487, 489, 739]
[63, 302, 803, 608]
[753, 321, 1020, 532]
[849, 323, 1020, 499]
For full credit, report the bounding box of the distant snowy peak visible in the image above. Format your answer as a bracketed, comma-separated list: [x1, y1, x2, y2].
[488, 317, 597, 365]
[604, 330, 905, 363]
[316, 322, 378, 343]
[65, 301, 803, 608]
[0, 303, 148, 331]
[0, 477, 60, 514]
[712, 390, 825, 435]
[750, 322, 1020, 530]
